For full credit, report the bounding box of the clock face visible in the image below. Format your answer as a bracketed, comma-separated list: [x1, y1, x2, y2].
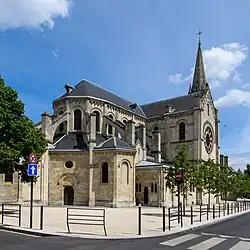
[204, 126, 213, 154]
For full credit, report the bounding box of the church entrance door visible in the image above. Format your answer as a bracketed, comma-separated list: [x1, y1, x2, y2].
[64, 186, 74, 205]
[144, 187, 149, 205]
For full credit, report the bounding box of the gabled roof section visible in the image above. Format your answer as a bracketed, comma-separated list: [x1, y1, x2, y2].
[57, 79, 146, 118]
[141, 91, 203, 118]
[95, 136, 135, 150]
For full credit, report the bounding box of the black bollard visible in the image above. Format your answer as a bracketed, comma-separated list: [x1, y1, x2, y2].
[163, 206, 165, 232]
[138, 204, 141, 235]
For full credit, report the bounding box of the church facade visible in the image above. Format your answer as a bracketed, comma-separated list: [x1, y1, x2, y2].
[0, 41, 223, 207]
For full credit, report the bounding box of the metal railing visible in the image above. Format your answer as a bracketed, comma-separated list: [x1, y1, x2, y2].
[66, 207, 107, 236]
[1, 203, 21, 226]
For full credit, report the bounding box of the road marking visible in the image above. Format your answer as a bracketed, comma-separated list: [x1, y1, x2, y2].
[239, 237, 250, 241]
[228, 241, 250, 250]
[188, 237, 225, 250]
[160, 233, 201, 246]
[0, 229, 40, 238]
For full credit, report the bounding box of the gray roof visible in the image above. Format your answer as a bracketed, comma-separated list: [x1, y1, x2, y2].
[58, 80, 146, 118]
[52, 133, 107, 150]
[141, 91, 203, 118]
[51, 132, 134, 151]
[95, 137, 135, 150]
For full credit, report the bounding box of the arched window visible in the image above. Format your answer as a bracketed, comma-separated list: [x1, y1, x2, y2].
[121, 161, 129, 185]
[207, 104, 210, 116]
[74, 109, 82, 130]
[108, 114, 113, 135]
[153, 125, 159, 132]
[179, 122, 185, 141]
[101, 162, 109, 183]
[93, 111, 101, 132]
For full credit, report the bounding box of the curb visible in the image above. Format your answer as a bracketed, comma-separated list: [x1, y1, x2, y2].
[0, 210, 249, 240]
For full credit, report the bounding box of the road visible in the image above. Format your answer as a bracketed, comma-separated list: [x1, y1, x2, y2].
[1, 212, 250, 250]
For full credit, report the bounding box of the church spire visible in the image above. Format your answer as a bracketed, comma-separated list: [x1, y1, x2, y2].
[189, 30, 207, 94]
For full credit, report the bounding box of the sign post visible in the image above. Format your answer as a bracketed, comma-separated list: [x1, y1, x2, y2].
[28, 153, 38, 229]
[175, 172, 183, 223]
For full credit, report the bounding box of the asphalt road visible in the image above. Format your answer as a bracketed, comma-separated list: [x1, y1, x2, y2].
[1, 212, 250, 250]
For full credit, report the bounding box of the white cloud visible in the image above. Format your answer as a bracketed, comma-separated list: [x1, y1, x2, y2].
[52, 49, 59, 58]
[169, 43, 248, 87]
[0, 0, 73, 30]
[214, 89, 250, 108]
[228, 154, 250, 170]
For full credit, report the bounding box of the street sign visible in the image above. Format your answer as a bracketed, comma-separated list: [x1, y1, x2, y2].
[29, 153, 37, 164]
[27, 164, 38, 177]
[175, 172, 183, 181]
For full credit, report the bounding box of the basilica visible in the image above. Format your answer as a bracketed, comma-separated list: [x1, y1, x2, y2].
[0, 41, 226, 207]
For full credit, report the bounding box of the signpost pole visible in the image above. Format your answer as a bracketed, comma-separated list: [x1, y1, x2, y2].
[30, 176, 34, 229]
[177, 182, 180, 223]
[28, 152, 38, 229]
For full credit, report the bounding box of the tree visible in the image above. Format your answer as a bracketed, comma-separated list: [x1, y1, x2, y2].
[244, 164, 250, 178]
[201, 159, 220, 207]
[0, 77, 47, 182]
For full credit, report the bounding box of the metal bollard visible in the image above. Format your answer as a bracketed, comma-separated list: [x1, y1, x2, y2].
[227, 203, 229, 215]
[162, 206, 166, 232]
[219, 203, 220, 217]
[191, 206, 193, 225]
[168, 207, 171, 230]
[180, 206, 183, 227]
[138, 204, 141, 235]
[200, 204, 202, 222]
[213, 204, 215, 219]
[40, 206, 44, 230]
[207, 204, 209, 220]
[1, 204, 4, 224]
[19, 205, 21, 226]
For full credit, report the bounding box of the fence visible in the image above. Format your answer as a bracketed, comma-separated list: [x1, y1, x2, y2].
[66, 207, 107, 236]
[1, 203, 21, 226]
[137, 201, 250, 235]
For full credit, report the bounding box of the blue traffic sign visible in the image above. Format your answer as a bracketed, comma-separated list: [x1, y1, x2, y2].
[27, 164, 38, 177]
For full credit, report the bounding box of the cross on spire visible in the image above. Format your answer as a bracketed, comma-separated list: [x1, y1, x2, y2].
[197, 28, 203, 44]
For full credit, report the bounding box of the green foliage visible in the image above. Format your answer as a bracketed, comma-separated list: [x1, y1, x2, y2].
[0, 77, 47, 182]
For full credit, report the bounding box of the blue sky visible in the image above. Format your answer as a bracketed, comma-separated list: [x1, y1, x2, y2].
[0, 0, 250, 169]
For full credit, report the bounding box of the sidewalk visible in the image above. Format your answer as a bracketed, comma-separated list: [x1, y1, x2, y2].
[0, 203, 249, 239]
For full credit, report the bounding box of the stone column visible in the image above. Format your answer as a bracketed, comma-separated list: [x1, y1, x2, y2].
[41, 112, 52, 142]
[88, 113, 96, 207]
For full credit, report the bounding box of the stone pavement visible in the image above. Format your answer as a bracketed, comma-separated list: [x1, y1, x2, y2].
[0, 202, 249, 239]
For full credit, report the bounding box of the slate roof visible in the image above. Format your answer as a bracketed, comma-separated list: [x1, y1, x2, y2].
[52, 133, 107, 150]
[141, 91, 204, 118]
[58, 80, 146, 118]
[95, 137, 135, 150]
[50, 132, 134, 151]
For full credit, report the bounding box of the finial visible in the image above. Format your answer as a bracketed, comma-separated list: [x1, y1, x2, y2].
[197, 28, 203, 46]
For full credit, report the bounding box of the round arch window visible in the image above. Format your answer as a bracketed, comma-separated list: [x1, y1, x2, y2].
[65, 161, 73, 168]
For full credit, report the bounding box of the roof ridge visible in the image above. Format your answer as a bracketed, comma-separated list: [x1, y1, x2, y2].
[141, 91, 203, 107]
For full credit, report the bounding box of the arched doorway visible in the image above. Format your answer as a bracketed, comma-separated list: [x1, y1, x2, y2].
[144, 187, 149, 205]
[64, 186, 74, 205]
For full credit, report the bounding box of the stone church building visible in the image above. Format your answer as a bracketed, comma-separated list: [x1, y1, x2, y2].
[0, 41, 223, 207]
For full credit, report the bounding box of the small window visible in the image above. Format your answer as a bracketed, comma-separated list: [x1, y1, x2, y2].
[179, 122, 185, 141]
[108, 125, 112, 135]
[153, 126, 159, 132]
[74, 109, 82, 130]
[4, 172, 13, 183]
[59, 122, 64, 132]
[122, 119, 127, 124]
[93, 111, 101, 132]
[65, 161, 73, 168]
[136, 183, 139, 192]
[207, 104, 210, 116]
[155, 183, 158, 193]
[151, 183, 154, 193]
[102, 162, 109, 183]
[139, 183, 141, 192]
